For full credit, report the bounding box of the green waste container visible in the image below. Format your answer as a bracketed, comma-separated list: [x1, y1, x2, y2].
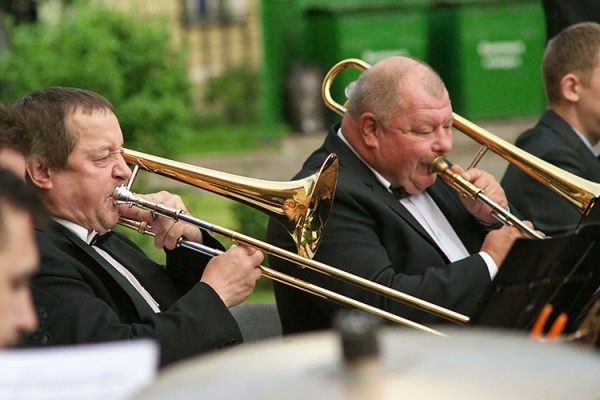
[429, 0, 546, 119]
[305, 2, 431, 115]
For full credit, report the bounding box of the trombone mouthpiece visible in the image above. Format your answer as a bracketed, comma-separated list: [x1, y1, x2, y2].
[429, 157, 449, 174]
[113, 185, 138, 205]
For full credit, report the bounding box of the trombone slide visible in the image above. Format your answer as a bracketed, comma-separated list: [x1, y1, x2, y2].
[430, 157, 545, 240]
[117, 217, 446, 336]
[114, 185, 469, 325]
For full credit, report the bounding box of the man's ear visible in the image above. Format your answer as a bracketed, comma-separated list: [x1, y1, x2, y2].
[26, 159, 53, 190]
[359, 113, 380, 149]
[560, 73, 580, 103]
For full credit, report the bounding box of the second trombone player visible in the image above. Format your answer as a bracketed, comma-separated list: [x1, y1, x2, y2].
[268, 56, 536, 334]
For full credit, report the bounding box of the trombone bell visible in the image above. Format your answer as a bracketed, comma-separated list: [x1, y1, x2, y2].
[122, 149, 338, 259]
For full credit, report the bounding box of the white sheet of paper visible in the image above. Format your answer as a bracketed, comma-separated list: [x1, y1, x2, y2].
[0, 339, 158, 400]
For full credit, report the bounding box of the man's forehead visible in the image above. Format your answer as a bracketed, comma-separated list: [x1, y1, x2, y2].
[67, 107, 114, 125]
[66, 112, 122, 149]
[392, 99, 452, 124]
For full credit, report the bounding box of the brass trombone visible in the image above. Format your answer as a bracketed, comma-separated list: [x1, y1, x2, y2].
[118, 150, 469, 333]
[430, 157, 544, 239]
[117, 215, 445, 336]
[122, 149, 338, 260]
[321, 58, 600, 232]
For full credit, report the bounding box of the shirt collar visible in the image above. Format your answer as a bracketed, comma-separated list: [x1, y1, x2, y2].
[53, 217, 97, 245]
[336, 127, 394, 193]
[572, 127, 599, 157]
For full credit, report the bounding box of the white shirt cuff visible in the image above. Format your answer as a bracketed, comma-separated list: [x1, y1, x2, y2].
[478, 251, 498, 280]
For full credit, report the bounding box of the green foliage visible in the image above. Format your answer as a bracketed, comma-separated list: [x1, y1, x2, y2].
[203, 66, 260, 125]
[0, 2, 278, 301]
[231, 202, 268, 244]
[0, 3, 193, 156]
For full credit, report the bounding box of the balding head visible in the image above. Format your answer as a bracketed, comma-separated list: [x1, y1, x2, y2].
[345, 56, 446, 127]
[338, 56, 453, 193]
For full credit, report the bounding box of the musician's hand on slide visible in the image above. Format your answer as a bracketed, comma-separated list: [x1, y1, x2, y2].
[451, 165, 508, 225]
[118, 190, 203, 250]
[480, 221, 535, 267]
[201, 244, 263, 307]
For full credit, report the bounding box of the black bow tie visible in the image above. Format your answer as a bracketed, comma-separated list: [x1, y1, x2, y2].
[90, 231, 113, 247]
[390, 186, 409, 199]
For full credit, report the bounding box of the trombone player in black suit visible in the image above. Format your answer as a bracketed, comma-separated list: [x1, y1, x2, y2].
[268, 56, 533, 334]
[18, 87, 263, 367]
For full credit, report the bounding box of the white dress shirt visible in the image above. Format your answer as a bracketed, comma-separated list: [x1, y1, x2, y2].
[337, 129, 498, 279]
[55, 218, 161, 312]
[573, 127, 599, 157]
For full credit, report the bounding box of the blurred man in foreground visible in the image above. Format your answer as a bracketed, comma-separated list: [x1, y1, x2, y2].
[0, 168, 44, 347]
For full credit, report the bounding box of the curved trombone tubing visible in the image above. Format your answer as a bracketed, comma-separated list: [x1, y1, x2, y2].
[451, 114, 600, 214]
[321, 58, 371, 116]
[322, 58, 600, 218]
[114, 186, 468, 325]
[118, 217, 446, 336]
[122, 148, 338, 260]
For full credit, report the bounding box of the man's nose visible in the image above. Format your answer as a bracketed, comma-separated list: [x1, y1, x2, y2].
[115, 155, 133, 182]
[433, 127, 453, 153]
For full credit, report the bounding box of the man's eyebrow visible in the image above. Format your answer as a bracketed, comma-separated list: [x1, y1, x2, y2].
[90, 145, 121, 154]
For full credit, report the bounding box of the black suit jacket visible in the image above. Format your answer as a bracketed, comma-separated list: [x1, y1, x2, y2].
[25, 222, 242, 367]
[501, 110, 600, 235]
[267, 124, 492, 334]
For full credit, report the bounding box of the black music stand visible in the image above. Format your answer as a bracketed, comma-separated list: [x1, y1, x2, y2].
[470, 223, 600, 334]
[577, 198, 600, 228]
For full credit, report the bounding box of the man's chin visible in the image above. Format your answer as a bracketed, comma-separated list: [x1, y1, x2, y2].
[412, 175, 437, 192]
[103, 212, 120, 230]
[108, 218, 119, 230]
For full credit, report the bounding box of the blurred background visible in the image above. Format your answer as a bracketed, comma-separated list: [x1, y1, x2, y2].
[0, 0, 548, 300]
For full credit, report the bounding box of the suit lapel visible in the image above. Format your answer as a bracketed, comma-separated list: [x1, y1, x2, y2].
[428, 180, 486, 254]
[48, 223, 157, 317]
[99, 234, 180, 308]
[379, 182, 440, 248]
[323, 127, 444, 254]
[540, 111, 600, 181]
[540, 110, 585, 151]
